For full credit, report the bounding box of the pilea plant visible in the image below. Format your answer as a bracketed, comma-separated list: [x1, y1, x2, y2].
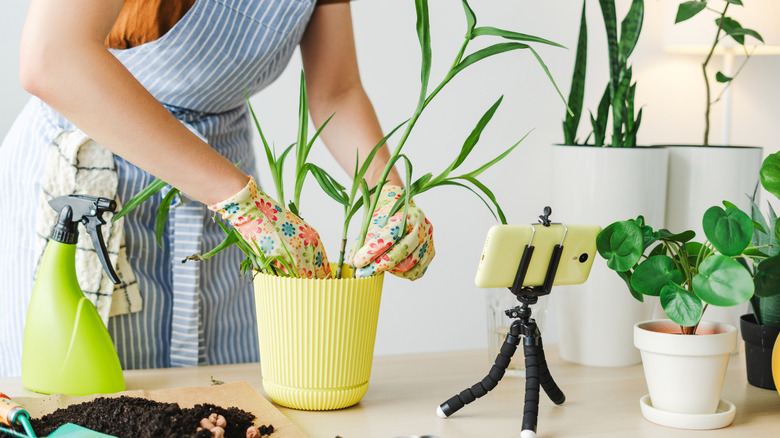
[115, 0, 570, 279]
[563, 0, 644, 147]
[674, 0, 765, 146]
[596, 203, 772, 334]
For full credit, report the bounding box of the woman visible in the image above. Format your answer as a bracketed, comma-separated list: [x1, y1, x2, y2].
[0, 0, 433, 377]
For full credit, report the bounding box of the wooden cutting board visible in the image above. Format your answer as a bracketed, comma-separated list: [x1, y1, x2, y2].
[16, 381, 307, 438]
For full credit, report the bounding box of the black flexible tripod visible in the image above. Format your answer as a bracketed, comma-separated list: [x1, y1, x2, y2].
[437, 208, 566, 438]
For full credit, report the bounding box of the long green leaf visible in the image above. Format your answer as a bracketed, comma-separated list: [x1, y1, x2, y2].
[415, 0, 432, 106]
[155, 188, 178, 248]
[528, 46, 571, 116]
[351, 120, 408, 199]
[592, 84, 610, 146]
[451, 42, 530, 78]
[296, 71, 309, 172]
[462, 130, 532, 179]
[563, 0, 587, 145]
[438, 180, 501, 222]
[246, 96, 283, 201]
[461, 0, 477, 39]
[472, 26, 565, 48]
[309, 164, 349, 206]
[429, 96, 504, 187]
[618, 0, 644, 64]
[112, 178, 168, 222]
[611, 67, 632, 147]
[599, 0, 620, 90]
[460, 176, 507, 224]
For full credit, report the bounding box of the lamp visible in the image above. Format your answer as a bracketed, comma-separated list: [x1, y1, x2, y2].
[663, 0, 780, 145]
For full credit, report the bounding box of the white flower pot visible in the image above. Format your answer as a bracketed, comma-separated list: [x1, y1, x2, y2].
[634, 320, 737, 416]
[551, 145, 668, 366]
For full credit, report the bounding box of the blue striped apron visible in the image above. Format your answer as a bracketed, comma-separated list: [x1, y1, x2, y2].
[0, 0, 316, 376]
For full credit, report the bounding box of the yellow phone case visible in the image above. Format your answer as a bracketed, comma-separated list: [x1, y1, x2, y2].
[474, 224, 601, 288]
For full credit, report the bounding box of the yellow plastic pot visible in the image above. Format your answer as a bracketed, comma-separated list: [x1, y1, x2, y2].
[253, 265, 384, 410]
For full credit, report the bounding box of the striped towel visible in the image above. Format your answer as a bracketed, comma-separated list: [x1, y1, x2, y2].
[33, 129, 142, 325]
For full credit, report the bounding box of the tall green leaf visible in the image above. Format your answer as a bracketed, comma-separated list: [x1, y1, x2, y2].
[430, 96, 503, 185]
[155, 188, 179, 248]
[472, 26, 565, 48]
[461, 0, 477, 39]
[599, 0, 620, 90]
[618, 0, 644, 64]
[563, 0, 587, 145]
[415, 0, 432, 105]
[112, 178, 168, 222]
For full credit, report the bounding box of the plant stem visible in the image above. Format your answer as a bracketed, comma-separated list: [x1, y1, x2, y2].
[702, 3, 730, 147]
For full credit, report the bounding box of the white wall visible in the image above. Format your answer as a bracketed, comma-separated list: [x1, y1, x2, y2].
[2, 1, 780, 357]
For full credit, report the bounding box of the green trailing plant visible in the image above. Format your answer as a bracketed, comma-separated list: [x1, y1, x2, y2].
[115, 0, 570, 279]
[596, 203, 775, 334]
[562, 0, 644, 147]
[673, 0, 765, 146]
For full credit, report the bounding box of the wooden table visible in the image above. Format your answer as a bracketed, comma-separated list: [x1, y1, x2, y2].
[2, 346, 779, 438]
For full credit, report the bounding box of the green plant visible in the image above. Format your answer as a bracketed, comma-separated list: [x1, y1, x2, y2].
[115, 0, 570, 279]
[673, 0, 765, 146]
[356, 0, 569, 254]
[596, 203, 766, 334]
[563, 0, 644, 147]
[746, 189, 780, 327]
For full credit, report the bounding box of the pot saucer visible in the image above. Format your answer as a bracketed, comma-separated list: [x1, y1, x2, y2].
[639, 394, 736, 430]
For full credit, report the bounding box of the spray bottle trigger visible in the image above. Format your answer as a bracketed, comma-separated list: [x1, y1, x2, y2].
[83, 214, 120, 285]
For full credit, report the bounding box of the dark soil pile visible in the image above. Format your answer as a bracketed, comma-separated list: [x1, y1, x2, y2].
[11, 396, 274, 438]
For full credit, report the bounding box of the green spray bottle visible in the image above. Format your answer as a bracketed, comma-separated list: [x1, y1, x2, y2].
[22, 195, 125, 395]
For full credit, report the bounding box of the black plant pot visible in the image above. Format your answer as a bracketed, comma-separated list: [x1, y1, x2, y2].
[740, 313, 780, 390]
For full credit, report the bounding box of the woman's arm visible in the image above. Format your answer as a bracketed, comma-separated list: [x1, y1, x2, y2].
[299, 2, 402, 187]
[20, 0, 248, 205]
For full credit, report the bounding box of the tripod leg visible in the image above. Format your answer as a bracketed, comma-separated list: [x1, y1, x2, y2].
[436, 329, 520, 418]
[536, 337, 565, 405]
[521, 333, 565, 438]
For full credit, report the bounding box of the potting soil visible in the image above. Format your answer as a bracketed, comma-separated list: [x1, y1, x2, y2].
[9, 395, 274, 438]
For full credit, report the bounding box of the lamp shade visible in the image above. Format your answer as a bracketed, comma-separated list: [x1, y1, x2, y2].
[664, 0, 780, 55]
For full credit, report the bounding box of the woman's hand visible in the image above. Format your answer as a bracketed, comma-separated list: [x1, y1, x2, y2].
[349, 185, 435, 280]
[209, 177, 331, 279]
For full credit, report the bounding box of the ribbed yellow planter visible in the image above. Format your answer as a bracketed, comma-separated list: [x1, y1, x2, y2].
[253, 265, 384, 410]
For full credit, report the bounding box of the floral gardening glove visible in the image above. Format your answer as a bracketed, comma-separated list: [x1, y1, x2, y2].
[209, 177, 331, 279]
[349, 185, 435, 280]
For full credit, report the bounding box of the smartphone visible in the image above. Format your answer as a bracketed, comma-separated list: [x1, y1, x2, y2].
[474, 223, 602, 288]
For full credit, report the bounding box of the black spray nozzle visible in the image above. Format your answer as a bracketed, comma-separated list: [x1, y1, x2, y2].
[48, 195, 121, 285]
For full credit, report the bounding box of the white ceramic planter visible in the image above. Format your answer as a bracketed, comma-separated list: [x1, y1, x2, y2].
[551, 145, 668, 367]
[634, 320, 737, 416]
[664, 145, 762, 236]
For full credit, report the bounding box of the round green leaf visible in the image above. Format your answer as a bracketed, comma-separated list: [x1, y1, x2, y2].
[760, 152, 780, 200]
[630, 255, 682, 296]
[702, 206, 752, 256]
[693, 255, 754, 306]
[597, 221, 643, 272]
[754, 255, 780, 298]
[660, 283, 703, 327]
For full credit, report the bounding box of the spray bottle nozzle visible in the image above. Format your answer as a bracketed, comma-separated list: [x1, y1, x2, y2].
[48, 195, 120, 285]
